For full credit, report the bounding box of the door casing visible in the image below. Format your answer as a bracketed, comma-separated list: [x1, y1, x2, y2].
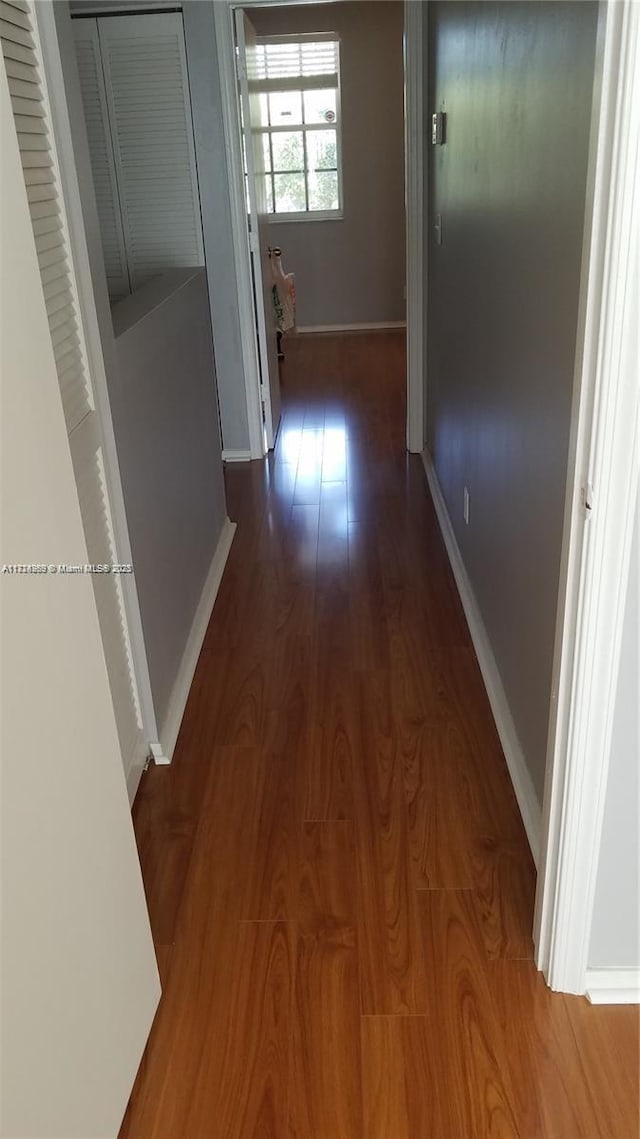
[235, 8, 283, 449]
[533, 0, 640, 997]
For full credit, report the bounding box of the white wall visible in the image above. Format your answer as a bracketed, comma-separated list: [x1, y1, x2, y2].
[589, 493, 640, 969]
[0, 62, 159, 1138]
[251, 1, 405, 329]
[112, 269, 228, 746]
[426, 0, 599, 805]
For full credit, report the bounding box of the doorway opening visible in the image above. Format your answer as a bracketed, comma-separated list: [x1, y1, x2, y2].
[215, 0, 423, 460]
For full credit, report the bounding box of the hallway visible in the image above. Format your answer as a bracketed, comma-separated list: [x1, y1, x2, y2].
[120, 332, 638, 1137]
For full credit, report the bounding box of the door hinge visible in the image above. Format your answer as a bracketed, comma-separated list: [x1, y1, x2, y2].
[235, 46, 246, 82]
[581, 481, 594, 516]
[431, 111, 447, 145]
[433, 213, 443, 245]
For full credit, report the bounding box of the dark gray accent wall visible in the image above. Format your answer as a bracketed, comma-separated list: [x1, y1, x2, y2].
[426, 1, 599, 802]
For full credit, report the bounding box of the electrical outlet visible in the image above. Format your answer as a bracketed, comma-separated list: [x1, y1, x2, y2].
[463, 486, 470, 525]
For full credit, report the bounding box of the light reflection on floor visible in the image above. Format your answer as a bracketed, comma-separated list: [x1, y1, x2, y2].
[264, 420, 352, 570]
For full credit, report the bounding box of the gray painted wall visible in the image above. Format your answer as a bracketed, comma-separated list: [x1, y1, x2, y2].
[589, 493, 640, 969]
[112, 270, 227, 739]
[426, 1, 599, 805]
[69, 0, 254, 456]
[251, 2, 405, 328]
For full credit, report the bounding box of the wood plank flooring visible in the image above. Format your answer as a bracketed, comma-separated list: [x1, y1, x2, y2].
[120, 331, 639, 1139]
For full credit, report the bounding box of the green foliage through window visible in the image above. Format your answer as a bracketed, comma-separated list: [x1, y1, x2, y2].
[254, 38, 342, 217]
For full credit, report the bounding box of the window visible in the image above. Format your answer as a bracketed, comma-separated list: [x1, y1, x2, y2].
[250, 35, 342, 219]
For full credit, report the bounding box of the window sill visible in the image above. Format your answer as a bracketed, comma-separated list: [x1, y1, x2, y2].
[268, 210, 344, 224]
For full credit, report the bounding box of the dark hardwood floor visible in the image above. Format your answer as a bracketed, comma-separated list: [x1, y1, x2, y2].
[120, 331, 639, 1138]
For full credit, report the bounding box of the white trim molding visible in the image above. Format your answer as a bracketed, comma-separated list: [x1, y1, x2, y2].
[223, 449, 253, 463]
[405, 0, 425, 454]
[585, 970, 640, 1006]
[295, 322, 406, 335]
[422, 452, 542, 864]
[158, 518, 236, 762]
[148, 742, 170, 767]
[213, 2, 265, 461]
[534, 1, 640, 995]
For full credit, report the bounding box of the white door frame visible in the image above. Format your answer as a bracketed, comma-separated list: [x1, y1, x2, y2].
[214, 0, 265, 460]
[404, 0, 425, 453]
[534, 0, 640, 994]
[235, 7, 282, 450]
[212, 0, 424, 458]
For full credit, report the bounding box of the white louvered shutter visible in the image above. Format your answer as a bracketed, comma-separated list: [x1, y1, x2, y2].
[72, 17, 129, 301]
[96, 13, 203, 291]
[1, 0, 146, 784]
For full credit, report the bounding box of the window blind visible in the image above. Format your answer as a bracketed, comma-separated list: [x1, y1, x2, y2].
[249, 36, 339, 88]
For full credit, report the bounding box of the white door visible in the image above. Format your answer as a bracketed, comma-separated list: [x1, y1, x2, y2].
[235, 10, 282, 449]
[1, 0, 148, 792]
[1, 46, 159, 1138]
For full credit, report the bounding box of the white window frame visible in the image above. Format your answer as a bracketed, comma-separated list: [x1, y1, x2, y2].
[254, 32, 343, 223]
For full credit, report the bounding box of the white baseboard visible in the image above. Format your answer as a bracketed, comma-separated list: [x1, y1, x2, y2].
[149, 741, 170, 766]
[127, 740, 169, 807]
[158, 517, 236, 762]
[585, 968, 640, 1004]
[295, 321, 407, 334]
[222, 449, 252, 463]
[422, 452, 542, 866]
[125, 738, 152, 805]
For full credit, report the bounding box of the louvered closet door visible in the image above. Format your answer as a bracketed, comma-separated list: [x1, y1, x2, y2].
[72, 17, 129, 301]
[1, 0, 147, 784]
[97, 13, 203, 291]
